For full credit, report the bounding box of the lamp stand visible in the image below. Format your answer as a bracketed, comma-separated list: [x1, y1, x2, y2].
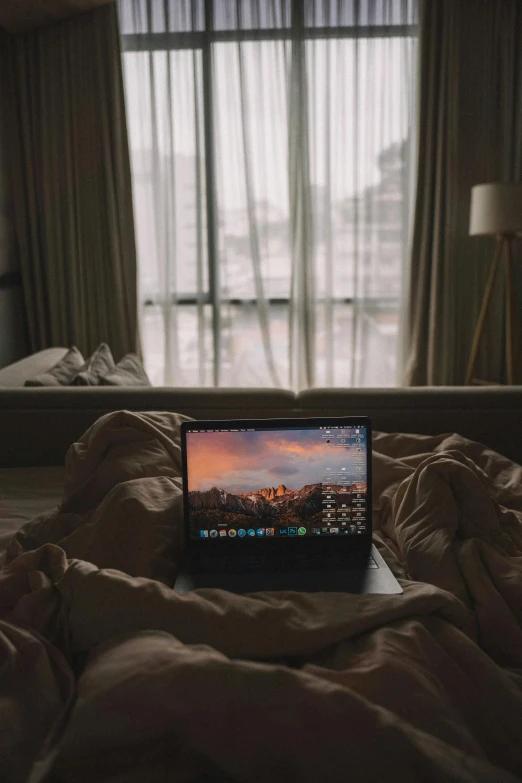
[465, 233, 516, 385]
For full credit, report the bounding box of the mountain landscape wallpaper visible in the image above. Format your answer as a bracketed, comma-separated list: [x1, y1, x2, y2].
[188, 481, 367, 528]
[185, 427, 368, 529]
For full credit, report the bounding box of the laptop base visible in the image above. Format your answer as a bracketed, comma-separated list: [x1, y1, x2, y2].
[174, 545, 403, 595]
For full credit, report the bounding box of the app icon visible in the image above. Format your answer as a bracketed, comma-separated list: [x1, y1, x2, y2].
[209, 529, 218, 538]
[288, 527, 297, 536]
[228, 529, 237, 537]
[247, 529, 256, 537]
[321, 527, 328, 533]
[312, 528, 320, 535]
[279, 527, 288, 535]
[237, 528, 246, 537]
[200, 530, 208, 538]
[298, 526, 306, 536]
[219, 530, 227, 537]
[256, 527, 265, 537]
[265, 527, 275, 536]
[330, 527, 339, 534]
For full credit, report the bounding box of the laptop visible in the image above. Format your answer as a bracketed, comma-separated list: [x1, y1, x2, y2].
[174, 416, 402, 595]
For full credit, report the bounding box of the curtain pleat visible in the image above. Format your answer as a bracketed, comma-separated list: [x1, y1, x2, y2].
[404, 0, 522, 386]
[288, 25, 315, 390]
[236, 43, 281, 388]
[4, 3, 139, 359]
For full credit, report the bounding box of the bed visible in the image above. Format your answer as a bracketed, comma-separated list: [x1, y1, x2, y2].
[1, 386, 522, 782]
[0, 466, 65, 555]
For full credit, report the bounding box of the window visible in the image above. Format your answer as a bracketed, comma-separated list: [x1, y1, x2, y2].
[120, 0, 418, 387]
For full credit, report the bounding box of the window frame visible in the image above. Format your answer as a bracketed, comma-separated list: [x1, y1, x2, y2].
[121, 0, 417, 384]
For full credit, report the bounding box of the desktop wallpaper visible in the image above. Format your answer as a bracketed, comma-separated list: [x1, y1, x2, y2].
[186, 427, 368, 534]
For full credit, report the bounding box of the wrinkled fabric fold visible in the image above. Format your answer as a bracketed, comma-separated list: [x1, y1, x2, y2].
[1, 412, 522, 781]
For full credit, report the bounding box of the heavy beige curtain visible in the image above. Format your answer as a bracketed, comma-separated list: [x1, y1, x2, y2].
[404, 0, 522, 386]
[3, 2, 139, 358]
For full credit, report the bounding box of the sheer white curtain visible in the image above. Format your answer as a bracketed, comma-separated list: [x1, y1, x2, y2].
[119, 0, 418, 388]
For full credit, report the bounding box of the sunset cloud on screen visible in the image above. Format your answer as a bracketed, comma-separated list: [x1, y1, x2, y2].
[186, 427, 367, 494]
[264, 438, 325, 457]
[187, 431, 271, 490]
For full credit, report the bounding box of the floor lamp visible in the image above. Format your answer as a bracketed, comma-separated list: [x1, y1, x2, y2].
[466, 182, 522, 385]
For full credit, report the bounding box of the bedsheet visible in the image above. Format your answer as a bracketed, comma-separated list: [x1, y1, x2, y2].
[0, 466, 65, 558]
[1, 410, 522, 782]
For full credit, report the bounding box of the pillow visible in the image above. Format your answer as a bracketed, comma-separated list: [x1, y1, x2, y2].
[24, 346, 85, 387]
[71, 343, 115, 386]
[99, 353, 151, 386]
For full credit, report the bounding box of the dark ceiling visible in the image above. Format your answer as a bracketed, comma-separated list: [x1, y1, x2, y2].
[0, 0, 112, 33]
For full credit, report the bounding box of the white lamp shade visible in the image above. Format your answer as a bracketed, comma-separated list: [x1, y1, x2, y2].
[469, 182, 522, 236]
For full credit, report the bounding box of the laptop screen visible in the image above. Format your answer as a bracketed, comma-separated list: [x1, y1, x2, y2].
[182, 418, 370, 541]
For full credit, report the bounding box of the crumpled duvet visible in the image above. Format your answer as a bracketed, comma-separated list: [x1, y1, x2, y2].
[1, 411, 522, 783]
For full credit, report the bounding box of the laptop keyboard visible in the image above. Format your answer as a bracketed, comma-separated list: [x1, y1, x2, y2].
[192, 551, 378, 575]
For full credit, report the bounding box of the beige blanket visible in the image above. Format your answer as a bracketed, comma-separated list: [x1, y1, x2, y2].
[1, 411, 522, 783]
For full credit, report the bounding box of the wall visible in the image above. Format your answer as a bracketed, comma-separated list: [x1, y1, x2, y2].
[0, 33, 28, 368]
